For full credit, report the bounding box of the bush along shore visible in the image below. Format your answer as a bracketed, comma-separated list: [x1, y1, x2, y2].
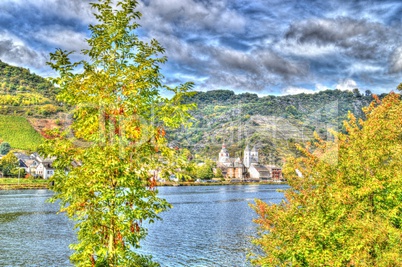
[0, 178, 49, 190]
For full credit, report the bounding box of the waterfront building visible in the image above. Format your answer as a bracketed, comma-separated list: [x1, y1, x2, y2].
[216, 143, 282, 181]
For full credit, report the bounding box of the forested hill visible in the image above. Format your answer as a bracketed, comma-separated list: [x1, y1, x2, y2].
[0, 60, 55, 98]
[0, 60, 61, 118]
[0, 59, 388, 161]
[174, 89, 385, 165]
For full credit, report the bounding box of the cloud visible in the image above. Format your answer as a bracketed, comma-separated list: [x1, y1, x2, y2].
[389, 46, 402, 73]
[1, 0, 402, 95]
[153, 28, 309, 92]
[0, 31, 47, 69]
[281, 83, 329, 95]
[1, 0, 95, 25]
[34, 27, 89, 52]
[282, 86, 316, 95]
[335, 78, 358, 91]
[138, 0, 246, 36]
[285, 17, 394, 61]
[258, 51, 309, 78]
[211, 48, 261, 75]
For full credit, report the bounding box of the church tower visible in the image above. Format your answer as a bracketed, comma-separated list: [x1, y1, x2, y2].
[244, 145, 251, 168]
[218, 143, 230, 164]
[251, 146, 258, 163]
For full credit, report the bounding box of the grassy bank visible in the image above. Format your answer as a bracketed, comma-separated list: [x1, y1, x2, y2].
[157, 180, 286, 186]
[0, 178, 49, 190]
[0, 178, 285, 190]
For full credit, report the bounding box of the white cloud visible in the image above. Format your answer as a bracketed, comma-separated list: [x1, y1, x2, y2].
[347, 62, 383, 74]
[35, 27, 89, 52]
[315, 83, 329, 91]
[138, 0, 246, 35]
[281, 83, 330, 95]
[278, 41, 339, 58]
[281, 86, 316, 95]
[335, 78, 358, 91]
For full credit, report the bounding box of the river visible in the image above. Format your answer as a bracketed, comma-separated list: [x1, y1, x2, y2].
[0, 184, 286, 267]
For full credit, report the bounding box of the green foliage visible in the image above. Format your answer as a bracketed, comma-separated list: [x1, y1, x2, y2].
[0, 152, 19, 176]
[215, 167, 224, 178]
[0, 142, 10, 155]
[42, 0, 195, 266]
[397, 83, 402, 92]
[38, 104, 59, 115]
[0, 92, 51, 106]
[195, 161, 214, 180]
[0, 115, 43, 150]
[250, 93, 402, 266]
[0, 60, 59, 117]
[0, 60, 55, 98]
[0, 178, 47, 184]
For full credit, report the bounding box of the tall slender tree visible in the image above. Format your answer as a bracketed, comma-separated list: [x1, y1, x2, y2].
[42, 0, 194, 266]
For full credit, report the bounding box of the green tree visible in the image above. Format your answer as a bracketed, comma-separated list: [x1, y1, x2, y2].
[352, 88, 361, 97]
[0, 151, 18, 176]
[196, 161, 214, 180]
[42, 0, 194, 266]
[215, 167, 224, 178]
[251, 92, 402, 266]
[0, 142, 11, 155]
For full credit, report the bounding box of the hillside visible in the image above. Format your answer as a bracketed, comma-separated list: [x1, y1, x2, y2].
[0, 61, 62, 151]
[0, 60, 61, 117]
[172, 89, 382, 165]
[0, 60, 55, 97]
[0, 60, 386, 159]
[0, 115, 43, 151]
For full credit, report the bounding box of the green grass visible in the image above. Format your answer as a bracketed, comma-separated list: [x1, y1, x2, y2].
[0, 178, 48, 184]
[0, 115, 43, 150]
[0, 178, 49, 190]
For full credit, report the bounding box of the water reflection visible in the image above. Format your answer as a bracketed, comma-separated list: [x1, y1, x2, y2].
[139, 184, 286, 267]
[0, 190, 75, 267]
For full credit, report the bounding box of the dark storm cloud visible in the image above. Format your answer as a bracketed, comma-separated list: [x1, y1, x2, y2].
[284, 17, 395, 61]
[389, 47, 402, 73]
[259, 51, 309, 78]
[0, 34, 47, 68]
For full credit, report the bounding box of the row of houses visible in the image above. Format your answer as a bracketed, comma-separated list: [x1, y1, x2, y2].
[15, 152, 55, 179]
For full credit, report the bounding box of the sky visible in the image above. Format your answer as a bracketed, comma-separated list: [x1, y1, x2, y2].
[1, 0, 402, 96]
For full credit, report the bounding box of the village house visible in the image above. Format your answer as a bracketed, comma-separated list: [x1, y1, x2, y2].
[15, 152, 55, 179]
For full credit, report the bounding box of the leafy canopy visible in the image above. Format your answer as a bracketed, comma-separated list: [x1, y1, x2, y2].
[42, 0, 195, 266]
[0, 152, 19, 177]
[251, 92, 402, 266]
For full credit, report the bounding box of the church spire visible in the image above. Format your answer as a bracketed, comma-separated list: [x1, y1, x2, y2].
[245, 144, 250, 151]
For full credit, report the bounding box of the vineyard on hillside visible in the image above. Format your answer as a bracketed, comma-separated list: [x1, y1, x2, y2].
[0, 115, 43, 151]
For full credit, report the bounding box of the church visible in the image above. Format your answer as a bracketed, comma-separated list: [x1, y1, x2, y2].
[216, 143, 282, 181]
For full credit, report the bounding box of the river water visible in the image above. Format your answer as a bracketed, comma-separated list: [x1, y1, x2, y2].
[0, 185, 286, 267]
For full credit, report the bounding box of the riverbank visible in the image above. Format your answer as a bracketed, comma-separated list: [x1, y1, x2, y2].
[0, 178, 286, 190]
[157, 180, 286, 186]
[0, 178, 49, 190]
